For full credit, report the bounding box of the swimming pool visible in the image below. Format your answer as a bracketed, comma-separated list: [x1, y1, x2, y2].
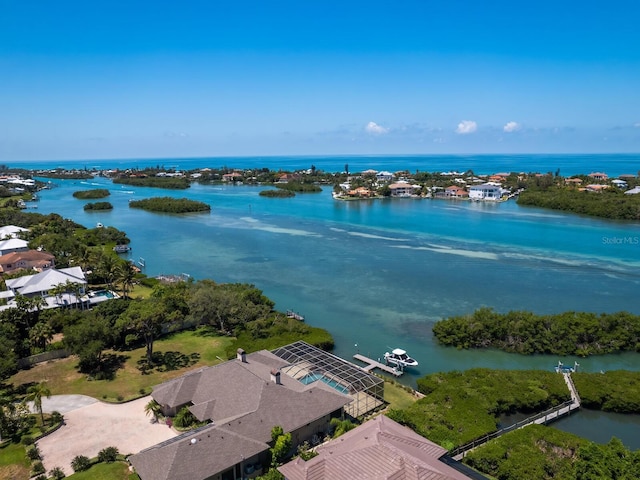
[299, 372, 349, 394]
[91, 290, 116, 299]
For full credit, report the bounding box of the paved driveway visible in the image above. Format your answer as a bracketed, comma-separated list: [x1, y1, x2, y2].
[37, 395, 177, 476]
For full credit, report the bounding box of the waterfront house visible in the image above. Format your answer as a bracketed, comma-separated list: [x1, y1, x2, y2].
[0, 250, 55, 274]
[0, 225, 29, 239]
[278, 415, 473, 480]
[445, 186, 468, 198]
[131, 343, 383, 480]
[0, 237, 29, 256]
[469, 183, 502, 201]
[376, 171, 393, 182]
[588, 172, 608, 181]
[585, 184, 608, 193]
[389, 182, 421, 197]
[1, 266, 87, 310]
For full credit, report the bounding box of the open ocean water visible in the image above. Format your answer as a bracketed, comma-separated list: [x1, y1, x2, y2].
[11, 153, 640, 447]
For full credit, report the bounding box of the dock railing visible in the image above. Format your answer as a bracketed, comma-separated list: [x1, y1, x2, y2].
[449, 399, 576, 460]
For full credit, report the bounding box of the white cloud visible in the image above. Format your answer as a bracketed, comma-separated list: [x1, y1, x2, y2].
[365, 121, 389, 135]
[455, 120, 477, 134]
[503, 121, 521, 133]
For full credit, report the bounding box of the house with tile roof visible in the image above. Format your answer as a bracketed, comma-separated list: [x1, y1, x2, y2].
[278, 415, 476, 480]
[130, 347, 356, 480]
[0, 250, 55, 274]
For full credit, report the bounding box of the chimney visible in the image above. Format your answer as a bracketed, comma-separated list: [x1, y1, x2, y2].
[270, 369, 281, 385]
[237, 348, 247, 363]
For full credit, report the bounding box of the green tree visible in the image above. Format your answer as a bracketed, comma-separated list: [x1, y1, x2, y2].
[119, 300, 167, 363]
[29, 320, 54, 351]
[63, 316, 113, 373]
[25, 382, 51, 427]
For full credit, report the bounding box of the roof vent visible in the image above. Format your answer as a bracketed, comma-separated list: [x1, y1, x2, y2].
[270, 369, 282, 385]
[237, 348, 247, 363]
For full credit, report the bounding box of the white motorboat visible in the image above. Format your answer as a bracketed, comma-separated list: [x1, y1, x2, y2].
[384, 348, 418, 368]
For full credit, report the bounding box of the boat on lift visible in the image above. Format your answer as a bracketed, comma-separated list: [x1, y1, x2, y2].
[384, 348, 418, 368]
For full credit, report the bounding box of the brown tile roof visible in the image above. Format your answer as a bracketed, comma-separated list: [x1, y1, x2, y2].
[279, 415, 473, 480]
[134, 349, 352, 480]
[0, 250, 54, 264]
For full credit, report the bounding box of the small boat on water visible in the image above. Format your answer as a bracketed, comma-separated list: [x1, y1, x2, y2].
[286, 310, 305, 321]
[384, 348, 419, 368]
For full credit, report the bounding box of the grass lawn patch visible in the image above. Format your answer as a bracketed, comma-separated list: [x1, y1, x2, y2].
[66, 461, 135, 480]
[9, 329, 234, 402]
[0, 442, 30, 480]
[383, 378, 418, 411]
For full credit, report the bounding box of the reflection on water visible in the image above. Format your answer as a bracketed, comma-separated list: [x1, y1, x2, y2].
[552, 409, 640, 450]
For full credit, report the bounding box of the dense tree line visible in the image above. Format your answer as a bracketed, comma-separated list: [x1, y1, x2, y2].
[464, 424, 640, 480]
[387, 369, 569, 449]
[517, 187, 640, 220]
[72, 189, 110, 199]
[113, 176, 190, 189]
[129, 197, 210, 213]
[572, 371, 640, 413]
[83, 201, 113, 211]
[275, 181, 322, 193]
[259, 189, 295, 198]
[433, 307, 640, 356]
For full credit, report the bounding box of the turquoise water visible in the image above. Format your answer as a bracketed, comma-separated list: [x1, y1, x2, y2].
[16, 154, 640, 447]
[299, 372, 349, 394]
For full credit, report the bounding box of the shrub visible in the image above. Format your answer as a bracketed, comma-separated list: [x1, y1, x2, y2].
[71, 455, 91, 472]
[50, 466, 66, 479]
[31, 461, 45, 475]
[34, 475, 47, 480]
[27, 445, 41, 460]
[51, 411, 64, 424]
[98, 446, 119, 463]
[21, 435, 34, 445]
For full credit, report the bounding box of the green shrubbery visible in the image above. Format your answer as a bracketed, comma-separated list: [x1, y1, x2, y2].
[518, 187, 640, 220]
[387, 369, 569, 449]
[129, 197, 210, 213]
[572, 371, 640, 413]
[275, 181, 321, 193]
[259, 189, 295, 197]
[73, 189, 110, 199]
[84, 201, 113, 211]
[433, 307, 640, 356]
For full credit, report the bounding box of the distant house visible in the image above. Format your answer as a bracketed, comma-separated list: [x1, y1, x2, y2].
[0, 225, 29, 239]
[0, 250, 55, 274]
[585, 184, 608, 193]
[388, 182, 421, 197]
[624, 186, 640, 195]
[469, 183, 502, 201]
[347, 187, 373, 198]
[0, 237, 29, 256]
[588, 172, 608, 181]
[222, 172, 243, 182]
[565, 178, 583, 186]
[131, 343, 383, 480]
[376, 171, 393, 182]
[278, 415, 474, 480]
[611, 179, 628, 189]
[445, 186, 468, 198]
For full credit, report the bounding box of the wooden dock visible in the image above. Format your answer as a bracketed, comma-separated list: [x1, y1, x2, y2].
[353, 354, 403, 376]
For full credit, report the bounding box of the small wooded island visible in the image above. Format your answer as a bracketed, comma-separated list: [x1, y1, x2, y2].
[128, 197, 211, 213]
[83, 201, 113, 211]
[72, 188, 110, 199]
[433, 307, 640, 356]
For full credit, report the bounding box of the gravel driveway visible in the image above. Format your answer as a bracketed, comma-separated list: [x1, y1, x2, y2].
[37, 395, 177, 476]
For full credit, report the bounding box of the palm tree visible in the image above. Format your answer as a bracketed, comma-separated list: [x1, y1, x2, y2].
[29, 321, 54, 351]
[25, 381, 51, 427]
[116, 261, 137, 298]
[144, 399, 162, 422]
[99, 254, 118, 290]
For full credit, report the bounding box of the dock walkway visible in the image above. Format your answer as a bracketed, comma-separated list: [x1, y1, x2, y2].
[450, 372, 581, 460]
[353, 354, 403, 377]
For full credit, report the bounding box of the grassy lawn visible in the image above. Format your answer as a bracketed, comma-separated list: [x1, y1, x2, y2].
[67, 461, 139, 480]
[9, 328, 234, 402]
[0, 442, 30, 480]
[383, 379, 419, 410]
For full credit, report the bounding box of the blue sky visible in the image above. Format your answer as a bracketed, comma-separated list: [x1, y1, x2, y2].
[1, 0, 639, 161]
